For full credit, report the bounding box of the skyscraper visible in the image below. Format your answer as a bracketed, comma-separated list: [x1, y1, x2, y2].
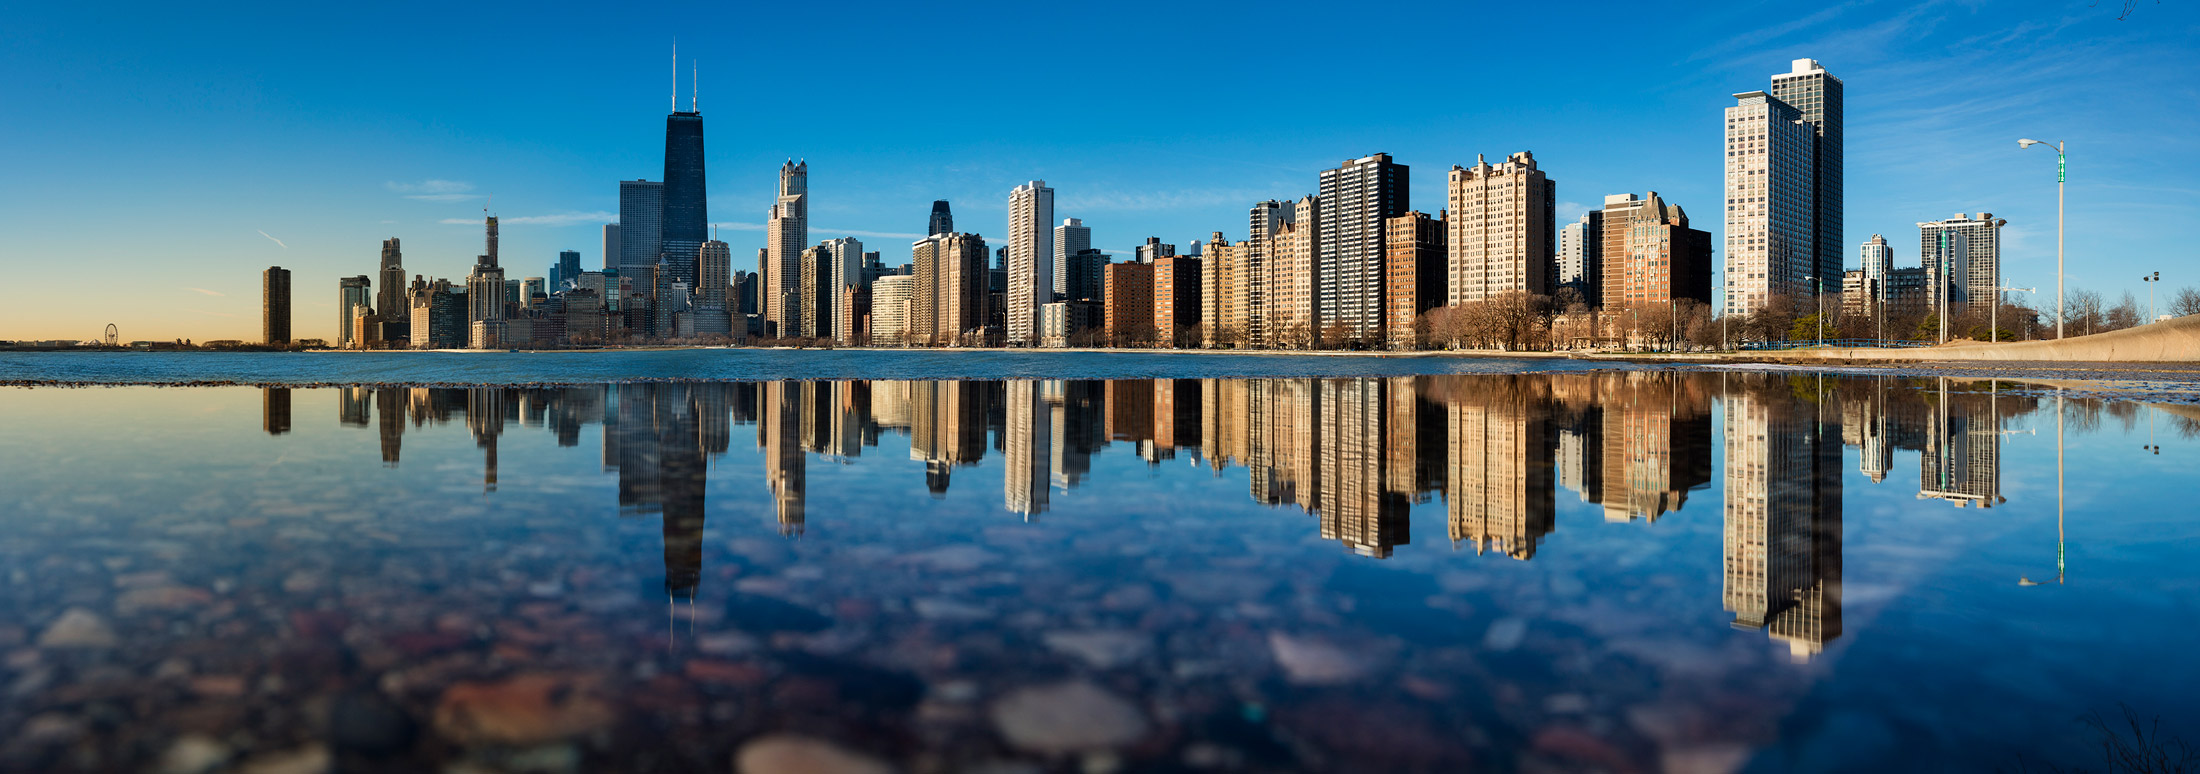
[1601, 192, 1712, 310]
[1557, 211, 1602, 304]
[339, 275, 372, 349]
[374, 238, 409, 346]
[697, 238, 732, 336]
[929, 200, 954, 237]
[1768, 58, 1843, 288]
[617, 179, 664, 280]
[1385, 211, 1446, 350]
[1007, 181, 1055, 346]
[1723, 90, 1818, 317]
[661, 84, 708, 288]
[1318, 153, 1410, 342]
[1725, 59, 1841, 318]
[764, 160, 809, 337]
[556, 250, 581, 291]
[263, 266, 291, 345]
[1917, 213, 2007, 312]
[1247, 199, 1302, 345]
[1134, 237, 1174, 265]
[602, 224, 621, 272]
[1054, 218, 1091, 300]
[1447, 151, 1554, 305]
[1265, 197, 1321, 348]
[467, 215, 507, 348]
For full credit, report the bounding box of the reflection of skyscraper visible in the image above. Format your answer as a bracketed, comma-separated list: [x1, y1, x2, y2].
[762, 381, 806, 534]
[1597, 373, 1713, 522]
[376, 388, 404, 465]
[1443, 378, 1554, 559]
[262, 388, 291, 435]
[340, 387, 370, 427]
[466, 389, 507, 492]
[1919, 378, 2004, 508]
[1721, 375, 1842, 661]
[1317, 379, 1410, 558]
[1004, 380, 1051, 517]
[1845, 375, 1893, 483]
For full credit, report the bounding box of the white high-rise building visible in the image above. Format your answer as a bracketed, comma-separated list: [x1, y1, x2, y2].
[1557, 211, 1601, 302]
[871, 274, 916, 345]
[1722, 90, 1818, 317]
[1007, 181, 1055, 346]
[1917, 213, 2006, 311]
[1054, 218, 1090, 301]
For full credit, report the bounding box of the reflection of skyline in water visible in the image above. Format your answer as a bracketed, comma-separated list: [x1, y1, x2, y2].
[294, 373, 2046, 661]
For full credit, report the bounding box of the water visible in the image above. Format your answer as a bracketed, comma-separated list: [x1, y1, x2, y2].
[0, 372, 2194, 773]
[0, 349, 1610, 385]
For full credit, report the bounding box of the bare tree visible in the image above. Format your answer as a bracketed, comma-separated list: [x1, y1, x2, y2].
[2064, 288, 2105, 337]
[2106, 291, 2142, 331]
[2174, 287, 2200, 318]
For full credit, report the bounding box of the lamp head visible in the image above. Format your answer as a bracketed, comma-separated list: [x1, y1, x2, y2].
[2019, 139, 2042, 148]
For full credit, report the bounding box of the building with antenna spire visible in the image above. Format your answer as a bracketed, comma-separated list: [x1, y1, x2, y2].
[660, 53, 708, 296]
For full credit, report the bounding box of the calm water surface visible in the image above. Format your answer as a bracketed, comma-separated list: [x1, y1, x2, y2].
[0, 373, 2194, 773]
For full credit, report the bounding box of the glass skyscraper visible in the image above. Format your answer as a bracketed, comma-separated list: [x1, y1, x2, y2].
[661, 110, 707, 288]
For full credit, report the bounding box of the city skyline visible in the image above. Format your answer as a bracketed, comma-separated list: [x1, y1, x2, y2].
[4, 2, 2195, 341]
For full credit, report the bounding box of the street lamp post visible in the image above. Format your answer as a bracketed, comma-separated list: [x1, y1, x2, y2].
[2143, 272, 2160, 323]
[2019, 139, 2065, 339]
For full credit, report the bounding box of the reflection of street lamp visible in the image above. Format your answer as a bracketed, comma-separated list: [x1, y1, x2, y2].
[2019, 139, 2065, 339]
[1803, 275, 1825, 345]
[2021, 389, 2067, 586]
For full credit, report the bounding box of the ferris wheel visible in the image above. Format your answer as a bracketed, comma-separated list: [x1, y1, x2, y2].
[104, 323, 118, 348]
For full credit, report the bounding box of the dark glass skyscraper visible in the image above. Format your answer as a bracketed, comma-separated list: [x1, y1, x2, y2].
[929, 200, 953, 236]
[661, 109, 708, 287]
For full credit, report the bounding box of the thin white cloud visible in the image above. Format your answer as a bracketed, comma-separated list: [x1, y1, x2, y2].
[709, 221, 767, 231]
[183, 308, 237, 318]
[707, 222, 926, 241]
[184, 287, 224, 297]
[1058, 188, 1274, 212]
[387, 180, 481, 201]
[257, 230, 288, 249]
[440, 211, 616, 227]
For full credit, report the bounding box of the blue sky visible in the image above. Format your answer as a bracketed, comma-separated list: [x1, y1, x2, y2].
[3, 0, 2194, 341]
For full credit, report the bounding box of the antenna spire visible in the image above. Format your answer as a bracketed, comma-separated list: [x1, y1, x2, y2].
[671, 41, 677, 113]
[691, 60, 698, 112]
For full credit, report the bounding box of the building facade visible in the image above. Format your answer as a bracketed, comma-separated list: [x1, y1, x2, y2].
[617, 179, 663, 281]
[764, 160, 809, 337]
[1103, 261, 1155, 346]
[1007, 181, 1055, 345]
[1447, 151, 1554, 305]
[263, 266, 291, 345]
[1557, 211, 1602, 304]
[1153, 252, 1202, 346]
[339, 275, 372, 349]
[1601, 192, 1712, 310]
[1318, 153, 1410, 342]
[1767, 58, 1844, 291]
[660, 106, 708, 288]
[1723, 90, 1818, 317]
[1054, 218, 1090, 301]
[1917, 213, 2007, 312]
[1385, 210, 1446, 349]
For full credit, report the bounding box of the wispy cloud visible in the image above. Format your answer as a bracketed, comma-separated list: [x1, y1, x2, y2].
[1058, 188, 1275, 212]
[440, 211, 615, 227]
[709, 221, 767, 231]
[184, 287, 224, 297]
[183, 308, 237, 318]
[387, 179, 482, 202]
[257, 230, 287, 249]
